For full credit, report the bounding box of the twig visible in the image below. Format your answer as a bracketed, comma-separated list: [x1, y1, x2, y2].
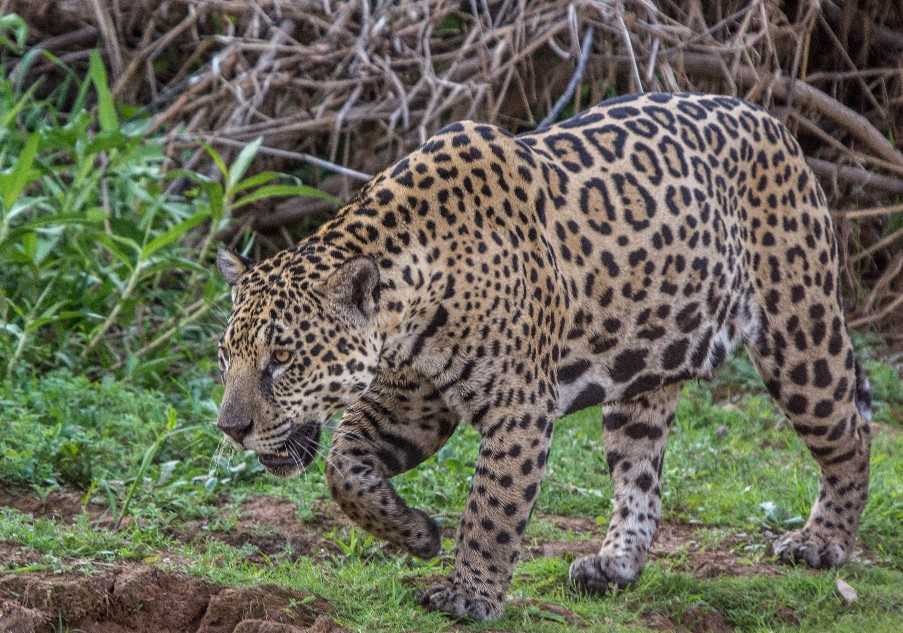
[851, 226, 903, 264]
[815, 13, 885, 119]
[33, 26, 98, 52]
[616, 1, 643, 92]
[807, 158, 903, 196]
[113, 9, 199, 98]
[537, 26, 594, 130]
[832, 203, 903, 221]
[89, 0, 124, 78]
[862, 253, 903, 314]
[849, 292, 903, 329]
[822, 0, 903, 51]
[786, 111, 903, 179]
[186, 134, 372, 181]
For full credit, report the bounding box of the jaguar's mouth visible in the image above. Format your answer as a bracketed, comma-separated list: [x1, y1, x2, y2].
[258, 422, 322, 477]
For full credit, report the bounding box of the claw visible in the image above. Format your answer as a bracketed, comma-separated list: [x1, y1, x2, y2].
[569, 554, 640, 593]
[419, 583, 502, 621]
[773, 528, 849, 569]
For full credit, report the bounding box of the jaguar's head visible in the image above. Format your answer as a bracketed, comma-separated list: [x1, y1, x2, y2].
[214, 246, 382, 476]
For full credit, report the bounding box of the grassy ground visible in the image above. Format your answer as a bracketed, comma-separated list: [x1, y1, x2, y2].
[1, 347, 901, 632]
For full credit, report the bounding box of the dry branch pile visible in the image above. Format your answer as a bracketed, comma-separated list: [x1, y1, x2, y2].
[8, 0, 903, 337]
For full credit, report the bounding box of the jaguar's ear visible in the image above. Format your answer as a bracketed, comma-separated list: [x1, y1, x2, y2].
[217, 249, 252, 286]
[325, 256, 380, 325]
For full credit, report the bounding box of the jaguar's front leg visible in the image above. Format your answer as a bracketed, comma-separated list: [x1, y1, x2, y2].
[326, 369, 458, 559]
[420, 409, 553, 621]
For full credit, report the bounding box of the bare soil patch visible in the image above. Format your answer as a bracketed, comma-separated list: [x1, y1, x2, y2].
[0, 484, 106, 524]
[526, 516, 782, 579]
[653, 523, 781, 578]
[0, 548, 345, 633]
[644, 606, 734, 633]
[0, 541, 42, 570]
[0, 485, 351, 561]
[180, 494, 459, 561]
[179, 495, 353, 561]
[0, 485, 788, 579]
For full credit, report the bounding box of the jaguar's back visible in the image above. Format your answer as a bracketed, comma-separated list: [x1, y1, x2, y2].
[509, 94, 851, 417]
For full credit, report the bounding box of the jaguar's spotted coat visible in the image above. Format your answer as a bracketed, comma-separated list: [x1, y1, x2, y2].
[216, 92, 872, 621]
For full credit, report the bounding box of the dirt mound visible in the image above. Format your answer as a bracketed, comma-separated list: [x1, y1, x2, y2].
[0, 599, 50, 633]
[0, 559, 343, 633]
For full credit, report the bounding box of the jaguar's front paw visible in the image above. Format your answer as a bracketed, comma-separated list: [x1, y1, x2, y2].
[773, 527, 850, 569]
[418, 582, 503, 621]
[569, 553, 641, 593]
[403, 509, 442, 559]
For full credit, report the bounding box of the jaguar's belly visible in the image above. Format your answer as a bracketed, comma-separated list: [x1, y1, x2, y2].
[554, 290, 762, 416]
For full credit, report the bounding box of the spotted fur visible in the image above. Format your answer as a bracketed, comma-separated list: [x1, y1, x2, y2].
[216, 92, 872, 621]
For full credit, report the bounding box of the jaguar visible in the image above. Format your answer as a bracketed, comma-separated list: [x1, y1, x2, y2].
[215, 92, 872, 621]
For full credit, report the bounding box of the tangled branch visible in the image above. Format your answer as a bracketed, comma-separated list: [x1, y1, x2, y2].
[11, 0, 903, 335]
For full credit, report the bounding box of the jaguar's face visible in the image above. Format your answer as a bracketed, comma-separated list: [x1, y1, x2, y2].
[215, 248, 382, 477]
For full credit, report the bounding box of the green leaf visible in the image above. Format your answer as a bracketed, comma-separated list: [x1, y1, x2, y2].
[85, 207, 108, 223]
[232, 184, 340, 211]
[0, 82, 39, 129]
[227, 137, 262, 192]
[11, 48, 49, 94]
[85, 129, 133, 154]
[0, 196, 46, 227]
[203, 144, 229, 183]
[0, 211, 100, 251]
[0, 14, 27, 53]
[1, 132, 39, 209]
[199, 180, 224, 223]
[163, 168, 212, 185]
[165, 406, 178, 432]
[140, 255, 208, 277]
[72, 65, 95, 117]
[140, 209, 211, 260]
[231, 170, 281, 194]
[94, 233, 137, 271]
[88, 50, 118, 132]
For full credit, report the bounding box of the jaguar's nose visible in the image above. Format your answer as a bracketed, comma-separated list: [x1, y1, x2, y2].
[218, 389, 256, 445]
[218, 415, 253, 444]
[216, 420, 254, 444]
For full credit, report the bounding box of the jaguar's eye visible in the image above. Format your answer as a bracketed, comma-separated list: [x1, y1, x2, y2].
[272, 349, 292, 364]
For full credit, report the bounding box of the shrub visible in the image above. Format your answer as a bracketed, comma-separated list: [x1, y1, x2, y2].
[0, 43, 331, 382]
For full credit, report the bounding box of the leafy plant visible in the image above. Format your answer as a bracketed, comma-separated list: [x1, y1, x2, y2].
[0, 41, 333, 381]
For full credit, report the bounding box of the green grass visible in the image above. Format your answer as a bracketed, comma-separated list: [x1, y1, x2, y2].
[1, 350, 901, 632]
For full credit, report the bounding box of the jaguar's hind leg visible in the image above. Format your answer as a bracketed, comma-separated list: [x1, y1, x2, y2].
[747, 312, 872, 568]
[569, 382, 681, 592]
